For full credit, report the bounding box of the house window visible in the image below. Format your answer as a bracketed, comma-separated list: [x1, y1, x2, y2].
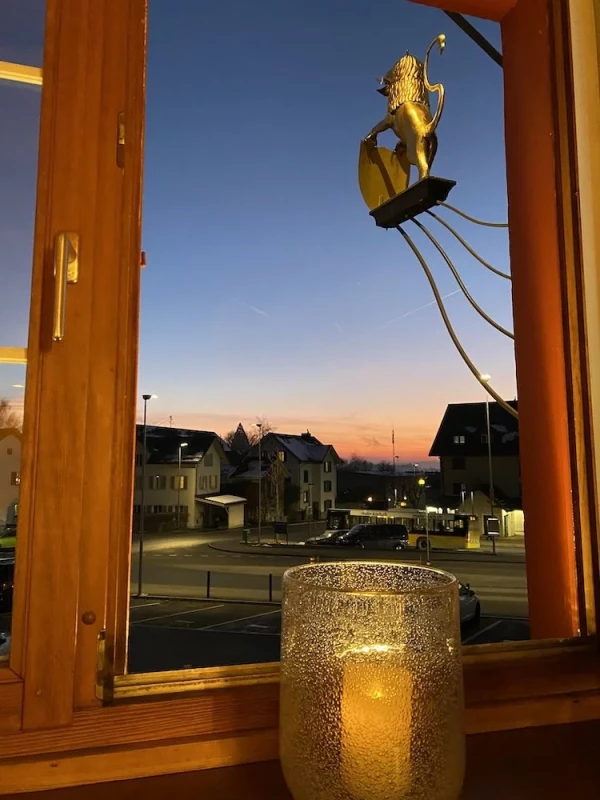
[277, 450, 286, 461]
[452, 457, 466, 470]
[303, 470, 309, 484]
[10, 471, 20, 486]
[324, 499, 333, 511]
[302, 491, 309, 503]
[209, 474, 218, 490]
[149, 475, 166, 490]
[199, 475, 208, 491]
[323, 480, 332, 493]
[170, 475, 188, 490]
[324, 461, 332, 473]
[204, 453, 213, 467]
[452, 482, 463, 496]
[7, 447, 13, 455]
[453, 435, 465, 444]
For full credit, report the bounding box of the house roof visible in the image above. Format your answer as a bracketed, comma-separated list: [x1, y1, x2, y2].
[196, 494, 247, 507]
[136, 425, 221, 465]
[265, 432, 340, 464]
[429, 400, 519, 457]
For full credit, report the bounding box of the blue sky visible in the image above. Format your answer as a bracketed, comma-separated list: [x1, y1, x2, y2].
[1, 0, 514, 462]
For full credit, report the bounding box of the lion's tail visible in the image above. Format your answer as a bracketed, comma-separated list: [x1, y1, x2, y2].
[424, 34, 446, 136]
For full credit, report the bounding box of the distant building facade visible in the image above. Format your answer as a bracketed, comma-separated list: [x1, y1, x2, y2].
[0, 428, 21, 525]
[133, 425, 245, 530]
[251, 431, 340, 520]
[429, 400, 523, 536]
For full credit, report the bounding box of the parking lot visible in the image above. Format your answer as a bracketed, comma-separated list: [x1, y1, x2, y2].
[128, 597, 530, 673]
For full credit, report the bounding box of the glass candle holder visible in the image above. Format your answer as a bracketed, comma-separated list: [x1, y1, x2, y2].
[280, 562, 464, 800]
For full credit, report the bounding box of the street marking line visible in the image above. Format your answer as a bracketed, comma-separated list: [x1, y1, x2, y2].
[133, 603, 225, 624]
[462, 619, 503, 645]
[199, 608, 280, 631]
[129, 602, 162, 610]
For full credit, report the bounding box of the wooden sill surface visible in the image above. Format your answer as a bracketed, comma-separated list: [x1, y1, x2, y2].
[3, 719, 600, 798]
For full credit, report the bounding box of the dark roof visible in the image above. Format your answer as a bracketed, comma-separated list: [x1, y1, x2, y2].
[263, 432, 341, 464]
[136, 425, 220, 465]
[429, 400, 519, 457]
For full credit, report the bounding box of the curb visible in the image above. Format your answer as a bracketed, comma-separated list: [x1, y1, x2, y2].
[207, 541, 526, 565]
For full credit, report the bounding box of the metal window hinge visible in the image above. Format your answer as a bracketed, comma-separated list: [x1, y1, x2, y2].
[96, 630, 115, 703]
[117, 112, 125, 168]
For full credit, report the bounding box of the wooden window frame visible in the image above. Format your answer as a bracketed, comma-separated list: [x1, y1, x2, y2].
[1, 0, 600, 793]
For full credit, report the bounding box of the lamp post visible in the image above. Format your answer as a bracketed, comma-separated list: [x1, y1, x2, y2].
[394, 455, 400, 506]
[137, 393, 157, 597]
[418, 478, 428, 564]
[256, 423, 263, 544]
[177, 442, 188, 529]
[480, 374, 497, 555]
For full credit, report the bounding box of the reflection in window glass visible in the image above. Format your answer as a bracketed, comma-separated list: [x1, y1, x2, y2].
[0, 3, 44, 660]
[127, 1, 528, 675]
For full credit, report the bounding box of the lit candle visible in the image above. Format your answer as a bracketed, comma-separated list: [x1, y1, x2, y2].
[340, 645, 413, 799]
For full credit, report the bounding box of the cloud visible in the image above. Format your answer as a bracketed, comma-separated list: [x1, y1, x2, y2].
[234, 299, 271, 318]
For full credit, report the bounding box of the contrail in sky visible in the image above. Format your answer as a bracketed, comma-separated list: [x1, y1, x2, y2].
[378, 289, 461, 329]
[235, 299, 271, 318]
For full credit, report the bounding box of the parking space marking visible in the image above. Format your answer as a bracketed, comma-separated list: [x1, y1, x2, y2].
[134, 603, 225, 624]
[200, 608, 280, 631]
[463, 619, 503, 645]
[130, 601, 162, 610]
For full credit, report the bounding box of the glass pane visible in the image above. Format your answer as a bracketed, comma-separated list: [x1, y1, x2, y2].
[128, 3, 529, 675]
[0, 365, 25, 662]
[0, 0, 45, 663]
[0, 0, 45, 66]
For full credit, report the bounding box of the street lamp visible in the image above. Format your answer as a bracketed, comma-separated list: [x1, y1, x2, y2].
[418, 477, 430, 564]
[137, 393, 157, 597]
[480, 374, 497, 555]
[177, 442, 188, 529]
[256, 422, 263, 544]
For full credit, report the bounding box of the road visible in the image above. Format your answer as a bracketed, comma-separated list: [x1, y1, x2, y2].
[131, 528, 528, 619]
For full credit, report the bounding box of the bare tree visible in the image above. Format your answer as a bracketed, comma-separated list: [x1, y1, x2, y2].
[247, 416, 275, 446]
[0, 398, 22, 431]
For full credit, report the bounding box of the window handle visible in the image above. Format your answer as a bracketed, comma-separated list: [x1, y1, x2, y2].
[53, 232, 79, 342]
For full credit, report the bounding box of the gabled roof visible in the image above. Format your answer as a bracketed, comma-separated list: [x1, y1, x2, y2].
[429, 400, 519, 457]
[136, 425, 222, 465]
[264, 432, 341, 464]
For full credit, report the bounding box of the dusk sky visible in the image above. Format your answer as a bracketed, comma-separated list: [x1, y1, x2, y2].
[2, 1, 514, 464]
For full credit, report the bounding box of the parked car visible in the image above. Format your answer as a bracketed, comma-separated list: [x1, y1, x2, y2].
[0, 558, 15, 614]
[0, 632, 10, 659]
[307, 523, 409, 551]
[459, 582, 481, 624]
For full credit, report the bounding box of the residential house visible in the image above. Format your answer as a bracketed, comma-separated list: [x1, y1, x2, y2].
[254, 431, 340, 519]
[225, 453, 290, 524]
[0, 428, 21, 525]
[133, 425, 246, 530]
[429, 401, 523, 537]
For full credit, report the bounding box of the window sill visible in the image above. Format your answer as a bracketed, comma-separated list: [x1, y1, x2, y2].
[2, 720, 600, 798]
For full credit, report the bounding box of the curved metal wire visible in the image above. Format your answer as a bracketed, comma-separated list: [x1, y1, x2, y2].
[396, 225, 518, 420]
[426, 210, 512, 280]
[437, 201, 509, 228]
[411, 218, 514, 340]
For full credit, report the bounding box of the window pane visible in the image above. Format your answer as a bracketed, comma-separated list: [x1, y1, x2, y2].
[0, 365, 25, 661]
[0, 0, 45, 665]
[127, 3, 533, 676]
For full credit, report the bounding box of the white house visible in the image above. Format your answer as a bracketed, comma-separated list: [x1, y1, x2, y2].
[256, 431, 340, 519]
[133, 426, 246, 530]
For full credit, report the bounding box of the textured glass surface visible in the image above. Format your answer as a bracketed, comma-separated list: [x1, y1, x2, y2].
[280, 562, 465, 800]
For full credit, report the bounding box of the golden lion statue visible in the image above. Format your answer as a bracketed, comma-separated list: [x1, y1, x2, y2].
[364, 34, 446, 183]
